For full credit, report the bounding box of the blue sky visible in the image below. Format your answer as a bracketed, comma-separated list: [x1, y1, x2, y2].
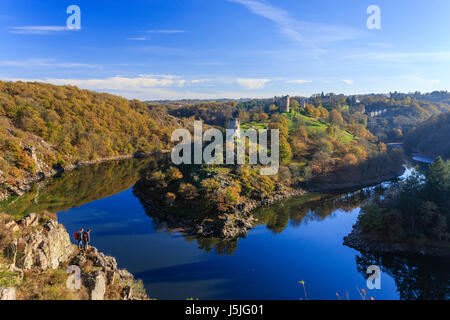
[1, 0, 450, 100]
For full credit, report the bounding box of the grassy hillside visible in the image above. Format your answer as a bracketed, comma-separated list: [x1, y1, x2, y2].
[404, 112, 450, 159]
[0, 80, 184, 193]
[241, 112, 355, 144]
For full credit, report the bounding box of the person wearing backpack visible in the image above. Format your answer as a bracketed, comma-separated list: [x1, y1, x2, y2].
[82, 229, 91, 250]
[74, 228, 84, 249]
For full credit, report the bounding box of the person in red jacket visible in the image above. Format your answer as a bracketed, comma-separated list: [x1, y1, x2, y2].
[74, 228, 84, 249]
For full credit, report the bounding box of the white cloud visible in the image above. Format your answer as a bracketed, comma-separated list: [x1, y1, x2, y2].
[3, 75, 210, 91]
[367, 42, 393, 48]
[134, 46, 187, 55]
[3, 76, 282, 100]
[9, 26, 74, 35]
[399, 74, 441, 89]
[286, 80, 311, 84]
[127, 37, 147, 41]
[145, 30, 187, 34]
[236, 78, 271, 89]
[346, 51, 450, 63]
[228, 0, 363, 44]
[341, 79, 353, 85]
[49, 75, 189, 89]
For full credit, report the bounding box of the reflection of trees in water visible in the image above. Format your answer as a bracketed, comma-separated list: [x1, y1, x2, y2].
[355, 251, 450, 300]
[1, 153, 169, 218]
[194, 237, 239, 255]
[253, 190, 372, 235]
[144, 213, 240, 255]
[141, 171, 389, 255]
[173, 190, 377, 255]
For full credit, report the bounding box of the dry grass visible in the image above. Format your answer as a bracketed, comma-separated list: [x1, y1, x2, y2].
[16, 268, 89, 300]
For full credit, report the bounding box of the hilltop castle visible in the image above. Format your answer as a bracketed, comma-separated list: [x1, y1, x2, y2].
[226, 118, 241, 138]
[278, 95, 290, 113]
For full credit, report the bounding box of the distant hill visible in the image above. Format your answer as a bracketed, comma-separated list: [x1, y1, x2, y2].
[404, 112, 450, 159]
[0, 80, 185, 191]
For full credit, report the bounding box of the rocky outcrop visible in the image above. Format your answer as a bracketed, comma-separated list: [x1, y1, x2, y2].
[0, 214, 148, 300]
[0, 287, 16, 300]
[70, 247, 144, 300]
[343, 223, 450, 258]
[5, 215, 74, 270]
[82, 271, 106, 300]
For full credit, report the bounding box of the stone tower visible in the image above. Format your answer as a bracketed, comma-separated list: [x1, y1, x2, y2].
[227, 118, 241, 138]
[279, 95, 290, 113]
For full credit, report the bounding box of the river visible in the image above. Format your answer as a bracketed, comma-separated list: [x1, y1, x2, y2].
[1, 156, 448, 300]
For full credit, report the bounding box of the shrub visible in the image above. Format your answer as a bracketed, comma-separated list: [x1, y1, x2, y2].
[358, 203, 384, 233]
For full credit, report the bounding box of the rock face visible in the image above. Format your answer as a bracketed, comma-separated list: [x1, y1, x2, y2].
[1, 214, 148, 300]
[6, 216, 74, 270]
[82, 271, 106, 300]
[70, 247, 144, 300]
[4, 219, 20, 232]
[0, 287, 16, 300]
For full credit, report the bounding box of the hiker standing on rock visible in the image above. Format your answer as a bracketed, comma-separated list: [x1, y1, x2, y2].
[74, 228, 84, 249]
[82, 229, 91, 250]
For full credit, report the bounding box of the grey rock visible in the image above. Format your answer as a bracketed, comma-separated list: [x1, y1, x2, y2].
[117, 269, 134, 281]
[70, 254, 87, 267]
[4, 219, 19, 232]
[121, 286, 132, 300]
[105, 270, 116, 285]
[11, 219, 74, 270]
[0, 287, 16, 300]
[82, 271, 106, 300]
[19, 213, 39, 227]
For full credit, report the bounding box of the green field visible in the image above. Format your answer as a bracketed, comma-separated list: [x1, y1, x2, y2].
[240, 112, 356, 145]
[240, 121, 268, 131]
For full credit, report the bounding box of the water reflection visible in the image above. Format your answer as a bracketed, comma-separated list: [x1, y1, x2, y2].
[1, 158, 447, 300]
[0, 153, 169, 218]
[355, 251, 450, 300]
[253, 189, 375, 235]
[183, 190, 380, 255]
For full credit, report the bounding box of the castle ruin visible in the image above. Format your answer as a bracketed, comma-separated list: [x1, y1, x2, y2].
[226, 118, 241, 139]
[278, 95, 290, 113]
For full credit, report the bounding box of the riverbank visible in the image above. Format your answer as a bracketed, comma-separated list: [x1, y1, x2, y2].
[308, 170, 405, 192]
[343, 223, 450, 258]
[0, 212, 148, 300]
[0, 150, 169, 202]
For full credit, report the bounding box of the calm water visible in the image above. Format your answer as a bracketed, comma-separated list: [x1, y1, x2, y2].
[2, 158, 449, 300]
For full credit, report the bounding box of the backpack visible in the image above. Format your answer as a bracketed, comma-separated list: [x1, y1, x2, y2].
[74, 231, 80, 241]
[83, 232, 89, 241]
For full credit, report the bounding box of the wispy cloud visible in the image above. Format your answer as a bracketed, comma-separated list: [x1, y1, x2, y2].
[0, 59, 100, 69]
[399, 74, 440, 88]
[127, 37, 148, 41]
[3, 76, 280, 100]
[228, 0, 363, 44]
[9, 26, 75, 35]
[134, 46, 187, 55]
[145, 30, 187, 34]
[194, 61, 226, 66]
[3, 75, 208, 91]
[236, 78, 271, 89]
[286, 79, 311, 84]
[346, 51, 450, 63]
[341, 79, 353, 85]
[367, 42, 393, 48]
